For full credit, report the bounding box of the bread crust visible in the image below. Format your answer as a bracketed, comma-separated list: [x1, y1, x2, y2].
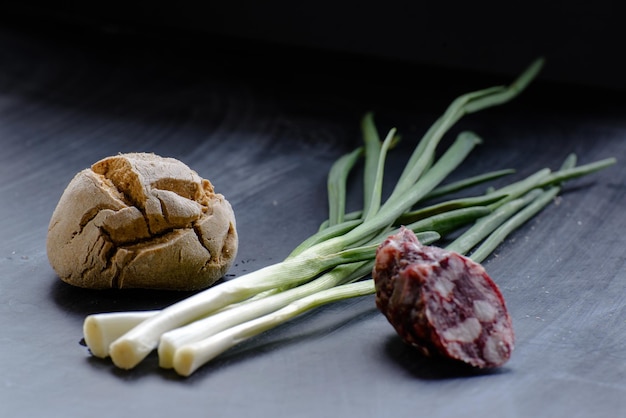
[47, 153, 238, 290]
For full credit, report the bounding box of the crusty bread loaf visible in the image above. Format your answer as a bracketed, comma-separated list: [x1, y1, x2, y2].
[47, 153, 238, 290]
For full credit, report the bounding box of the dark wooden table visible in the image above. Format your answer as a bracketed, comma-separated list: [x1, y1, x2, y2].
[1, 15, 625, 418]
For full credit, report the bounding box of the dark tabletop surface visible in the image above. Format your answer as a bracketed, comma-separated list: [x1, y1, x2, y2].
[0, 12, 625, 418]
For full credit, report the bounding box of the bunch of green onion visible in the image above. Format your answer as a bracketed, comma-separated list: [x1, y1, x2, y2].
[82, 58, 615, 376]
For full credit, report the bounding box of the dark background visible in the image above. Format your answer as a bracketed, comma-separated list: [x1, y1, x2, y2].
[2, 0, 626, 90]
[0, 3, 624, 417]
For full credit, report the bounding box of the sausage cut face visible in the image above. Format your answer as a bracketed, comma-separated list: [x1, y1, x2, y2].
[373, 227, 514, 368]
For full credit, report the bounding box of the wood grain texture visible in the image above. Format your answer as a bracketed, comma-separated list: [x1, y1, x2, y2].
[0, 18, 625, 418]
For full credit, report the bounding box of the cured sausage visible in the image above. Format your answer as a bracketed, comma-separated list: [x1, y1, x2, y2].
[373, 227, 514, 368]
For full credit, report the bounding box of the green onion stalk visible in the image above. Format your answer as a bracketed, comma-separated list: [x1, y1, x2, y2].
[82, 58, 615, 376]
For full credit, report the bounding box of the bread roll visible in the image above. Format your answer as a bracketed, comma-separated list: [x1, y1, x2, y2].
[47, 153, 238, 290]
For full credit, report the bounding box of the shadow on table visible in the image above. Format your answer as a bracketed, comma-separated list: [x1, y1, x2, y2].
[383, 334, 511, 380]
[49, 275, 199, 316]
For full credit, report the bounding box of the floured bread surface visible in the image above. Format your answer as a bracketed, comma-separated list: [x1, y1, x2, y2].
[47, 153, 238, 290]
